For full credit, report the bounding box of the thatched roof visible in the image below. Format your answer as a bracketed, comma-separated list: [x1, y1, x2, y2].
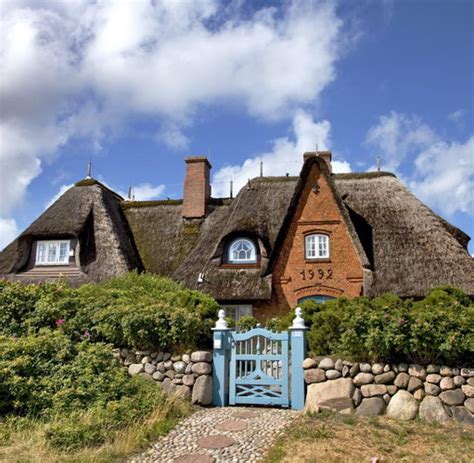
[123, 202, 205, 276]
[1, 159, 472, 298]
[171, 176, 299, 300]
[334, 174, 474, 297]
[0, 179, 142, 284]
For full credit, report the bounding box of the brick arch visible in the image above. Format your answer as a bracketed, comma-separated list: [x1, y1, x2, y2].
[294, 283, 344, 298]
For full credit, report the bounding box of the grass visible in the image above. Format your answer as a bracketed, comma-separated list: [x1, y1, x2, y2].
[0, 395, 192, 463]
[264, 412, 474, 463]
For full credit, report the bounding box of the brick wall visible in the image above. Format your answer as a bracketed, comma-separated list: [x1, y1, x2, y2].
[183, 157, 211, 218]
[254, 163, 364, 321]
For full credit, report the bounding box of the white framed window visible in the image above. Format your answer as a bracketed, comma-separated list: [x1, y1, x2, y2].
[222, 304, 253, 323]
[305, 234, 329, 259]
[228, 238, 257, 263]
[36, 240, 70, 265]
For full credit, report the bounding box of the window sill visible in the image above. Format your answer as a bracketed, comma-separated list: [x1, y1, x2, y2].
[35, 263, 71, 266]
[305, 258, 331, 264]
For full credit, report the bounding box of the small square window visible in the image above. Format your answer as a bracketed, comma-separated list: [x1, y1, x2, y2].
[221, 304, 253, 323]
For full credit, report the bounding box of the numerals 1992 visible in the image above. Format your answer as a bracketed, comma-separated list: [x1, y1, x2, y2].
[299, 269, 333, 280]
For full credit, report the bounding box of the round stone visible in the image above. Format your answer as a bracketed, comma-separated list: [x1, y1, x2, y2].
[319, 357, 335, 370]
[197, 435, 236, 449]
[216, 419, 248, 432]
[174, 454, 215, 463]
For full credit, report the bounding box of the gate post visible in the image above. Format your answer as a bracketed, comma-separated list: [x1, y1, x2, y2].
[289, 307, 308, 410]
[212, 309, 231, 406]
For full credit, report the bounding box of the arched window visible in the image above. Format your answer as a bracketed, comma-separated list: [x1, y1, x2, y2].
[305, 233, 329, 259]
[228, 238, 257, 263]
[298, 295, 335, 304]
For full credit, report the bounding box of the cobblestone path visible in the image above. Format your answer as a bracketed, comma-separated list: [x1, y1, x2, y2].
[130, 407, 299, 463]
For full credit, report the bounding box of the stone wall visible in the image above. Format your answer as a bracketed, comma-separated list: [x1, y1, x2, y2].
[114, 348, 212, 405]
[303, 356, 474, 425]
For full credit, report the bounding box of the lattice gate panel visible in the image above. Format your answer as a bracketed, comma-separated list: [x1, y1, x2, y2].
[229, 328, 289, 407]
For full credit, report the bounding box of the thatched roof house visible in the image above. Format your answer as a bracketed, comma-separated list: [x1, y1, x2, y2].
[1, 152, 472, 320]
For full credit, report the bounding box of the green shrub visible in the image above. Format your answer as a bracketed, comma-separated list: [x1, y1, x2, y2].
[237, 315, 259, 331]
[267, 287, 473, 365]
[0, 331, 133, 416]
[43, 379, 182, 450]
[0, 272, 219, 351]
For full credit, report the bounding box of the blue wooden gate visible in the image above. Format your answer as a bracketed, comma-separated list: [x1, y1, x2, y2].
[229, 327, 289, 407]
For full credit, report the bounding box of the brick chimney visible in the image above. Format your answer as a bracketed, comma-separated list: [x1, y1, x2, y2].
[303, 151, 332, 173]
[183, 156, 212, 218]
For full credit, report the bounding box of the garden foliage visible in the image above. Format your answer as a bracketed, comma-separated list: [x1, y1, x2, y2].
[268, 287, 473, 365]
[0, 272, 212, 451]
[0, 272, 219, 350]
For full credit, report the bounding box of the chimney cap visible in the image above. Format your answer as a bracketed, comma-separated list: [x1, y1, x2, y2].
[185, 156, 212, 169]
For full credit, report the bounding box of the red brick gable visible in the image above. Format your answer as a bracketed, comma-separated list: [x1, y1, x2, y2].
[254, 161, 365, 320]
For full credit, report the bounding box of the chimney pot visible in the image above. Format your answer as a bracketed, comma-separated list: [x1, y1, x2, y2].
[183, 156, 211, 218]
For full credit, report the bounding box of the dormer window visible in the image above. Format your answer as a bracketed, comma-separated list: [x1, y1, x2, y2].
[228, 238, 257, 263]
[305, 234, 329, 259]
[36, 240, 70, 265]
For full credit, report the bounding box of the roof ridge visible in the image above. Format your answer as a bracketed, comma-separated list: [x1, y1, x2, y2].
[74, 178, 123, 200]
[334, 172, 396, 180]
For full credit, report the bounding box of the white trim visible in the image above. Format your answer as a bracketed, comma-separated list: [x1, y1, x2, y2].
[228, 238, 257, 263]
[305, 234, 329, 259]
[35, 240, 70, 266]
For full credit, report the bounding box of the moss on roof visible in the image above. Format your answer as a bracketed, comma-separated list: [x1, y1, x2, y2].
[74, 178, 123, 200]
[122, 199, 183, 209]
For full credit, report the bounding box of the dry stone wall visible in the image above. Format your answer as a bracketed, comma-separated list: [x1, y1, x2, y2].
[114, 348, 212, 405]
[303, 356, 474, 425]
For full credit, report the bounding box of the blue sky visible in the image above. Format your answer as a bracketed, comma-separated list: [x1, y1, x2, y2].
[0, 0, 473, 253]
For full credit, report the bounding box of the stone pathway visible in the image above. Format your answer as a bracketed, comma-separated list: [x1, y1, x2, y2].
[130, 407, 299, 463]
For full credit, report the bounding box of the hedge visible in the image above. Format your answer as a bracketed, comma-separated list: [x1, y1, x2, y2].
[267, 287, 473, 365]
[0, 272, 219, 351]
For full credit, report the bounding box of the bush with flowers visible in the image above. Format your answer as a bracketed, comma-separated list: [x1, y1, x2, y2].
[0, 272, 204, 454]
[0, 271, 219, 350]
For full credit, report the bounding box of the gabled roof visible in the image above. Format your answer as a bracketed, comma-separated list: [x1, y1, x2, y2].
[0, 179, 142, 282]
[266, 156, 370, 274]
[172, 176, 299, 300]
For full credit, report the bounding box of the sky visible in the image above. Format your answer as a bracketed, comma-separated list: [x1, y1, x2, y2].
[0, 0, 473, 253]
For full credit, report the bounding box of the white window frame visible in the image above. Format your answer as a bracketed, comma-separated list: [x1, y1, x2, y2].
[221, 304, 253, 323]
[228, 238, 257, 263]
[35, 240, 70, 266]
[305, 234, 330, 259]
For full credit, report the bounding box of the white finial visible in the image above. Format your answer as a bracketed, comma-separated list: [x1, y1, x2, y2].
[86, 160, 92, 179]
[291, 307, 306, 329]
[215, 309, 228, 329]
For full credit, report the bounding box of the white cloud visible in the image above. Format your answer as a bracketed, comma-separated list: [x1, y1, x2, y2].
[410, 137, 474, 217]
[365, 111, 438, 172]
[0, 0, 347, 221]
[448, 109, 466, 123]
[129, 183, 166, 201]
[366, 111, 474, 217]
[0, 217, 19, 251]
[212, 110, 351, 197]
[156, 123, 190, 151]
